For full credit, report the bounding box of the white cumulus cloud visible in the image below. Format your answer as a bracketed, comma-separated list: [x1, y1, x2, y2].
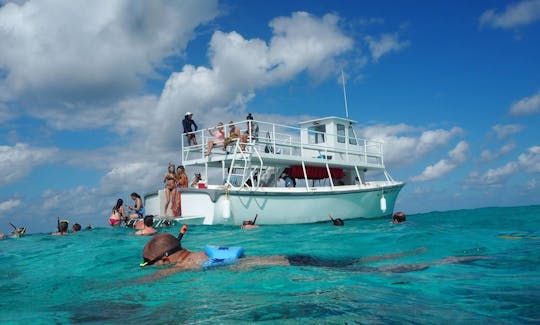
[411, 141, 469, 182]
[359, 125, 464, 168]
[492, 124, 525, 139]
[468, 146, 540, 186]
[0, 198, 21, 214]
[0, 0, 219, 121]
[0, 143, 58, 185]
[145, 11, 353, 152]
[509, 90, 540, 116]
[364, 32, 410, 62]
[480, 0, 540, 29]
[479, 142, 516, 162]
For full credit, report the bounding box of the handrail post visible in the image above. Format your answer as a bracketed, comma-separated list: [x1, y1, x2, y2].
[326, 163, 334, 189]
[301, 161, 310, 190]
[272, 124, 276, 154]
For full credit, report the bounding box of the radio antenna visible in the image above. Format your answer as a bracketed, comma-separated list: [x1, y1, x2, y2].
[341, 69, 349, 118]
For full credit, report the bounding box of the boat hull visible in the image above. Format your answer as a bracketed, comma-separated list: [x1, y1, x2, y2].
[144, 183, 404, 225]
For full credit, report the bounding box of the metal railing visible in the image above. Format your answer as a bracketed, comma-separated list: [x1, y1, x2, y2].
[181, 119, 384, 168]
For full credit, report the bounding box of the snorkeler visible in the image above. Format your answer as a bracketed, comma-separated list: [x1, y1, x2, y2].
[138, 226, 490, 281]
[392, 212, 406, 224]
[72, 223, 82, 233]
[9, 222, 26, 238]
[52, 218, 69, 236]
[329, 214, 344, 226]
[135, 215, 157, 236]
[241, 214, 259, 230]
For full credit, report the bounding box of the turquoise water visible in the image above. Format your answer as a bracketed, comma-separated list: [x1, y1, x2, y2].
[1, 206, 539, 324]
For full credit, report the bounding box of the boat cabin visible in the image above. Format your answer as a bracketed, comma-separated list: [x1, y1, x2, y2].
[299, 116, 359, 160]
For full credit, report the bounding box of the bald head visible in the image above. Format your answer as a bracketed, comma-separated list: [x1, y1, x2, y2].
[142, 233, 180, 261]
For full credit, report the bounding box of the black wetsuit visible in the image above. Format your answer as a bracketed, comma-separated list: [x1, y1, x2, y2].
[286, 255, 357, 268]
[285, 255, 429, 273]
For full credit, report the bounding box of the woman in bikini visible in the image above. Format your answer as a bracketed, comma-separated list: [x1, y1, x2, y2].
[109, 198, 126, 227]
[163, 164, 177, 217]
[129, 192, 145, 219]
[205, 122, 225, 156]
[168, 165, 188, 217]
[175, 165, 188, 189]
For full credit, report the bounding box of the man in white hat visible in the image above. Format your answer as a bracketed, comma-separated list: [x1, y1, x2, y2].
[182, 112, 198, 146]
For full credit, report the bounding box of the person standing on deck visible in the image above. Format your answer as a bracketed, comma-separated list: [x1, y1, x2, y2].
[182, 112, 198, 146]
[163, 164, 177, 217]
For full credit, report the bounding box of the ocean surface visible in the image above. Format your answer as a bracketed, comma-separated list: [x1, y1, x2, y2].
[1, 205, 539, 324]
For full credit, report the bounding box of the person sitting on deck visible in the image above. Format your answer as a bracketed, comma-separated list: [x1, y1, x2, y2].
[205, 122, 225, 156]
[240, 113, 259, 151]
[190, 172, 202, 188]
[223, 121, 241, 151]
[138, 229, 490, 281]
[135, 215, 157, 236]
[280, 173, 294, 188]
[129, 192, 145, 219]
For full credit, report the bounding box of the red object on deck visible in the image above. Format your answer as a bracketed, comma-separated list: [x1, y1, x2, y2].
[286, 166, 344, 180]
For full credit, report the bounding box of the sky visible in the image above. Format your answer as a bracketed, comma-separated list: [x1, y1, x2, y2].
[0, 0, 539, 234]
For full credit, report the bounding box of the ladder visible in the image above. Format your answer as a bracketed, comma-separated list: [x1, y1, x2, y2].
[225, 140, 264, 190]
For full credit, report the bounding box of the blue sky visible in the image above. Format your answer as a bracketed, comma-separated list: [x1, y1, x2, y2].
[1, 0, 539, 233]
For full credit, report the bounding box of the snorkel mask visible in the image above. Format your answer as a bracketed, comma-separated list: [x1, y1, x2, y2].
[139, 225, 188, 267]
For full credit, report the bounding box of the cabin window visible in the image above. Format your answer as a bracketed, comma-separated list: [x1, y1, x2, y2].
[337, 124, 346, 143]
[309, 125, 326, 144]
[348, 125, 357, 145]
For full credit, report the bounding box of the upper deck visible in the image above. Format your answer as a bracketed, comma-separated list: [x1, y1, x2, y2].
[182, 116, 385, 170]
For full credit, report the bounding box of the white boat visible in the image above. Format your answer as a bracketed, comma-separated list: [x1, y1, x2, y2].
[144, 116, 404, 225]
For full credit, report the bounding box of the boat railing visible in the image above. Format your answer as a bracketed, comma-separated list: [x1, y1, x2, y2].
[182, 119, 384, 168]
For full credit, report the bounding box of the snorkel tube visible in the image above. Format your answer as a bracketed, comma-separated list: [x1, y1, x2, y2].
[177, 225, 188, 244]
[252, 214, 258, 225]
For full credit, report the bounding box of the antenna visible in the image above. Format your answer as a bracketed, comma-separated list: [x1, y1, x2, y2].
[341, 69, 349, 118]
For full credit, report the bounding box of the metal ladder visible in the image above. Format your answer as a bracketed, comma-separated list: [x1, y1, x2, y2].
[225, 140, 264, 190]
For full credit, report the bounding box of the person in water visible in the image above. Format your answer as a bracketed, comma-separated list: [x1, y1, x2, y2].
[9, 222, 26, 238]
[241, 214, 259, 230]
[135, 215, 157, 236]
[72, 223, 82, 233]
[329, 214, 344, 226]
[52, 219, 69, 236]
[392, 212, 406, 224]
[139, 227, 490, 281]
[128, 192, 145, 219]
[109, 198, 126, 227]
